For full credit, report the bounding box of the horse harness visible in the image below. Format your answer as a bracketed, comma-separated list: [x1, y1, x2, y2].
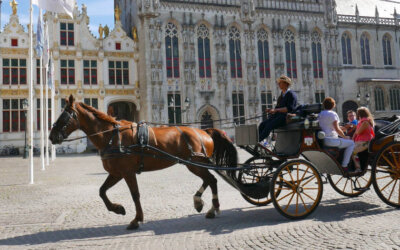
[100, 122, 212, 174]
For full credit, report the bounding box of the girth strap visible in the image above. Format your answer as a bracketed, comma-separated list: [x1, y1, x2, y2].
[137, 121, 149, 174]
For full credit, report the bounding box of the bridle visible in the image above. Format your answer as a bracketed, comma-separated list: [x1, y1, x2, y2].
[52, 104, 80, 140]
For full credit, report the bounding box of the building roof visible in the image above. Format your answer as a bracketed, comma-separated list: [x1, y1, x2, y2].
[336, 0, 400, 18]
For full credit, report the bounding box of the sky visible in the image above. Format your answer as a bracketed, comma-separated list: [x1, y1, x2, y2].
[0, 0, 115, 36]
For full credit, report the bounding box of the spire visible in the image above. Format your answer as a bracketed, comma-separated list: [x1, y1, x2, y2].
[355, 4, 359, 17]
[375, 6, 379, 18]
[394, 7, 397, 18]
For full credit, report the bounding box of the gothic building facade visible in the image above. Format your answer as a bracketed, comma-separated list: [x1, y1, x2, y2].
[116, 0, 400, 138]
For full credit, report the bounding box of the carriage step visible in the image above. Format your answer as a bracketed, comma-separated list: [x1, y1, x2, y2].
[353, 187, 370, 192]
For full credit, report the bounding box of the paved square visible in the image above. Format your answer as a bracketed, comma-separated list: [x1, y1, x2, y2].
[1, 150, 400, 249]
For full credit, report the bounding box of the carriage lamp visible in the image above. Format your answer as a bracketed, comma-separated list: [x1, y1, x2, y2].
[22, 99, 29, 159]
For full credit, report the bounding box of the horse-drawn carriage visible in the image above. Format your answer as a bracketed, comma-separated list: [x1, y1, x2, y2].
[50, 95, 400, 229]
[222, 104, 400, 219]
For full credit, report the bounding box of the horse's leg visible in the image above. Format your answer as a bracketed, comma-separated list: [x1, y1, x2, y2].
[186, 165, 220, 219]
[193, 182, 208, 212]
[99, 174, 126, 215]
[124, 175, 143, 230]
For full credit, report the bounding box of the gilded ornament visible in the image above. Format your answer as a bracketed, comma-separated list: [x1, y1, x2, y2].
[98, 24, 104, 39]
[115, 5, 121, 21]
[132, 26, 138, 42]
[10, 0, 18, 15]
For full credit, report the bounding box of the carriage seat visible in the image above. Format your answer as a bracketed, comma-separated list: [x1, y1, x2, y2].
[274, 121, 304, 133]
[294, 103, 323, 118]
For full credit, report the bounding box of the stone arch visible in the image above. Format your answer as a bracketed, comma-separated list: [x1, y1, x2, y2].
[104, 96, 140, 122]
[342, 100, 359, 123]
[196, 104, 221, 129]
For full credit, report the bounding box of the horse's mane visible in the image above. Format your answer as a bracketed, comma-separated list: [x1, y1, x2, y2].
[78, 102, 119, 125]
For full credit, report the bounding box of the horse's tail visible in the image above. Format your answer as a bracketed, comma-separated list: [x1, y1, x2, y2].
[204, 128, 237, 168]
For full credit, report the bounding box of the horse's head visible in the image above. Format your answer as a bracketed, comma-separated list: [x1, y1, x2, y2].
[49, 95, 80, 144]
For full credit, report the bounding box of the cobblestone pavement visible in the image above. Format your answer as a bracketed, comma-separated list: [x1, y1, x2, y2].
[1, 149, 400, 250]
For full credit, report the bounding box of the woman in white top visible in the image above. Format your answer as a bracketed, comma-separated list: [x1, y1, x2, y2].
[318, 97, 355, 172]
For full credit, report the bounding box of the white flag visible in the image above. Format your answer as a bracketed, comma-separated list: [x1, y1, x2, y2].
[43, 22, 49, 67]
[47, 57, 54, 89]
[35, 11, 43, 56]
[32, 0, 75, 18]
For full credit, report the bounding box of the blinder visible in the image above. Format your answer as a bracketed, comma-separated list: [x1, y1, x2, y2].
[52, 107, 79, 140]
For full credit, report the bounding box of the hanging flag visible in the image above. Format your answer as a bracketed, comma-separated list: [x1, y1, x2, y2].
[43, 22, 49, 67]
[47, 57, 54, 90]
[32, 0, 75, 18]
[35, 11, 44, 56]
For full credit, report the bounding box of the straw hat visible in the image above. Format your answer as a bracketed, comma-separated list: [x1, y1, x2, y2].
[277, 75, 292, 86]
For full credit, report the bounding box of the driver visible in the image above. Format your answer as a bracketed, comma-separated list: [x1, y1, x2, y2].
[259, 75, 297, 143]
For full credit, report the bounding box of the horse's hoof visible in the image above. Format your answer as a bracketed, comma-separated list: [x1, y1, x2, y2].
[127, 221, 139, 230]
[114, 204, 126, 215]
[205, 211, 215, 219]
[194, 197, 204, 213]
[194, 203, 204, 213]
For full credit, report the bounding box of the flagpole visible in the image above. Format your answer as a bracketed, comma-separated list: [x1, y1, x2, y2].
[45, 65, 49, 166]
[29, 0, 34, 184]
[50, 53, 56, 162]
[39, 9, 45, 171]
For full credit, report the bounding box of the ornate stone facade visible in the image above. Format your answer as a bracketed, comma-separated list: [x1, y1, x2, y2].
[0, 4, 138, 153]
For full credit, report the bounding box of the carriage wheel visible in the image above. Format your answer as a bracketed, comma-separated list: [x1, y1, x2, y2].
[327, 165, 372, 197]
[238, 157, 276, 206]
[270, 159, 323, 220]
[372, 142, 400, 208]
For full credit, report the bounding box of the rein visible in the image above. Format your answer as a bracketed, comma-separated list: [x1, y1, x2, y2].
[63, 124, 134, 142]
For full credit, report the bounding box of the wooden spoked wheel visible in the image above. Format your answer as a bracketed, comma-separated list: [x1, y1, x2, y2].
[270, 159, 323, 220]
[372, 141, 400, 208]
[327, 165, 372, 197]
[238, 157, 276, 206]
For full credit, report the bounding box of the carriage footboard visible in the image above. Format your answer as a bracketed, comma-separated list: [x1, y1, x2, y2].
[215, 170, 270, 199]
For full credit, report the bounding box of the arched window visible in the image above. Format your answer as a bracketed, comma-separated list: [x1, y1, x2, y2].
[382, 34, 392, 66]
[390, 88, 400, 111]
[257, 28, 270, 78]
[341, 33, 352, 65]
[197, 24, 211, 78]
[374, 87, 385, 111]
[360, 33, 371, 65]
[284, 29, 297, 78]
[311, 31, 323, 78]
[165, 23, 180, 78]
[229, 26, 242, 79]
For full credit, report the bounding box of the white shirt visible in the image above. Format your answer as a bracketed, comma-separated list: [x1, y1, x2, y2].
[318, 110, 339, 138]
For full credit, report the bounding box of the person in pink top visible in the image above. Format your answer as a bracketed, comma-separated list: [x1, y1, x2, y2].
[352, 107, 375, 172]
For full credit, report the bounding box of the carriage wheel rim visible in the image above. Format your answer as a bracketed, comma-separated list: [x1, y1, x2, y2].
[375, 143, 400, 205]
[328, 167, 372, 196]
[273, 161, 322, 217]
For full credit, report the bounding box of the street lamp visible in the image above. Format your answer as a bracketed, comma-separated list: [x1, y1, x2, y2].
[272, 96, 277, 106]
[356, 92, 370, 107]
[169, 97, 191, 113]
[22, 98, 29, 159]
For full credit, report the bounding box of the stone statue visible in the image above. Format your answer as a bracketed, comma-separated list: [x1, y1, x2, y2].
[104, 25, 110, 37]
[10, 0, 18, 15]
[132, 26, 138, 42]
[115, 5, 121, 22]
[98, 24, 104, 39]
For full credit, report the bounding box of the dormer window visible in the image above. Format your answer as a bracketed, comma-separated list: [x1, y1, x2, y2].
[11, 39, 18, 47]
[60, 23, 74, 46]
[115, 42, 121, 50]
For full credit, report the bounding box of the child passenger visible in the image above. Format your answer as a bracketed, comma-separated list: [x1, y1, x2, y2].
[352, 107, 375, 173]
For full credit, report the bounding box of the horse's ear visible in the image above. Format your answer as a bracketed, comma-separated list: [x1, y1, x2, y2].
[68, 94, 75, 105]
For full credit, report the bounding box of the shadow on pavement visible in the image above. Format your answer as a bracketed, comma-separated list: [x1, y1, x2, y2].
[0, 198, 393, 246]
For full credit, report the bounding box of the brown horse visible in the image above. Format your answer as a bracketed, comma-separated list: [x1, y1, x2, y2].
[49, 95, 237, 230]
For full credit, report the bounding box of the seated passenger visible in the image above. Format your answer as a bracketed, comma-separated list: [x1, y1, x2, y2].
[352, 107, 375, 172]
[318, 97, 355, 172]
[259, 75, 297, 143]
[341, 110, 358, 137]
